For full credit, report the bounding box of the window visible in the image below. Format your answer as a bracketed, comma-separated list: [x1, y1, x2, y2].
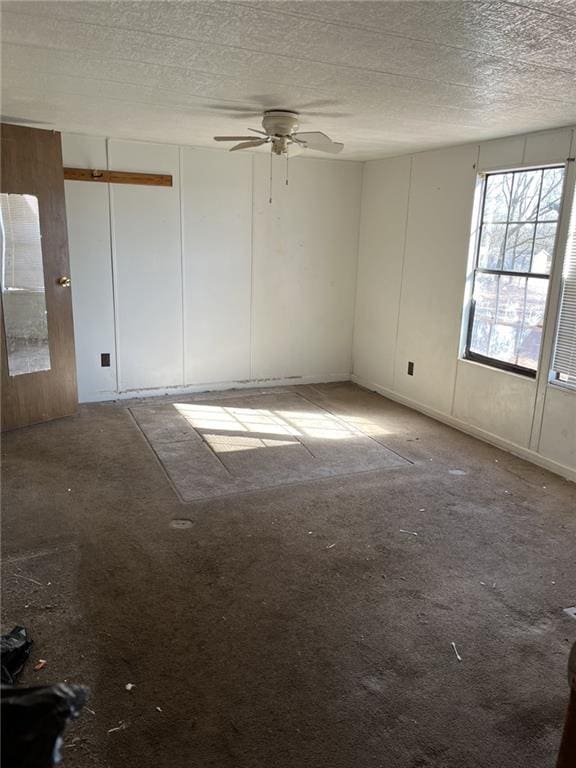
[465, 166, 565, 376]
[551, 177, 576, 387]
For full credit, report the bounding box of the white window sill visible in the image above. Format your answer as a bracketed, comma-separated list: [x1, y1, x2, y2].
[458, 356, 538, 383]
[547, 378, 576, 394]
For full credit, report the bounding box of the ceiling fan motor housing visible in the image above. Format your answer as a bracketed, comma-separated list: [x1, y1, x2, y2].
[262, 110, 300, 137]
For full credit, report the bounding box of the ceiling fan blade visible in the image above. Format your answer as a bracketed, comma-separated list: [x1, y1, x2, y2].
[249, 128, 269, 136]
[214, 136, 260, 141]
[293, 131, 344, 154]
[229, 139, 269, 152]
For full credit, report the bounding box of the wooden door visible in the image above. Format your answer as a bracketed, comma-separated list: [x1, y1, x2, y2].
[1, 124, 78, 430]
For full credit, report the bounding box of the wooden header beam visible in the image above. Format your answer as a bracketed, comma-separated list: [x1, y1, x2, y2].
[63, 167, 172, 187]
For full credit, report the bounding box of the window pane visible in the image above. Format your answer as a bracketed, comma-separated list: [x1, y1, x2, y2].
[509, 170, 542, 222]
[503, 222, 534, 271]
[470, 317, 492, 356]
[469, 273, 548, 370]
[470, 273, 498, 358]
[517, 278, 548, 369]
[538, 167, 564, 221]
[494, 275, 525, 326]
[489, 323, 517, 362]
[470, 273, 548, 370]
[478, 223, 506, 268]
[488, 275, 523, 364]
[483, 173, 513, 222]
[532, 222, 557, 273]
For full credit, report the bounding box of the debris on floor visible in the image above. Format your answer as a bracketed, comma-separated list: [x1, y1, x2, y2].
[1, 626, 32, 684]
[169, 518, 193, 530]
[11, 574, 43, 587]
[125, 683, 135, 691]
[400, 529, 418, 536]
[451, 642, 462, 662]
[33, 659, 47, 672]
[107, 721, 127, 735]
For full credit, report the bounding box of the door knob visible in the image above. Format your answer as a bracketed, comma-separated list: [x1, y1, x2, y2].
[58, 276, 71, 287]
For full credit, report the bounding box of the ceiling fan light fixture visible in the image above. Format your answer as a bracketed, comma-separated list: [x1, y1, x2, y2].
[212, 108, 343, 157]
[261, 109, 300, 137]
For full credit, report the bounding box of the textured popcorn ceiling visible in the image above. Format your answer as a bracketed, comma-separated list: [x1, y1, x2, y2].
[2, 0, 576, 160]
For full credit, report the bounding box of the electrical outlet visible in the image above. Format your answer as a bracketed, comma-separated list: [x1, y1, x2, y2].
[407, 361, 414, 376]
[101, 353, 111, 368]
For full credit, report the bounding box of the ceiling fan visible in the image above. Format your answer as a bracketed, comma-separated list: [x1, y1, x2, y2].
[213, 110, 344, 156]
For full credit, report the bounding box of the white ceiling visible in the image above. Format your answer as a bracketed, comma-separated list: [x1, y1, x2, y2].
[2, 0, 576, 161]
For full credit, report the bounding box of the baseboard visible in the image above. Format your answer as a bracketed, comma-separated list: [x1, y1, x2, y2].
[351, 374, 576, 483]
[79, 373, 352, 404]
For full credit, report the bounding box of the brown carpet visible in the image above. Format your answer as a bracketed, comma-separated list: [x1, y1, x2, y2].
[2, 382, 575, 768]
[129, 390, 410, 500]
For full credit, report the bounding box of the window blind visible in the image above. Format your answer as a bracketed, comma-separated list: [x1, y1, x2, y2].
[552, 181, 576, 386]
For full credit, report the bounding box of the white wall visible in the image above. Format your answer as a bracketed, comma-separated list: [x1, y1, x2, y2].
[180, 148, 252, 385]
[62, 135, 362, 402]
[251, 154, 360, 379]
[353, 155, 410, 390]
[353, 126, 576, 480]
[109, 140, 183, 391]
[394, 144, 477, 415]
[63, 134, 116, 401]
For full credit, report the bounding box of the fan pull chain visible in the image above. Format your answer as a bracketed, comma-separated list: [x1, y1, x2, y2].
[286, 151, 289, 186]
[269, 150, 273, 204]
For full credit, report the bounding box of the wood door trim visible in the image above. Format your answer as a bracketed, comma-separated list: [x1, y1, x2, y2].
[64, 167, 172, 187]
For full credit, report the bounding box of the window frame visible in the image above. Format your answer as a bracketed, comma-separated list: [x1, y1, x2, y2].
[464, 164, 566, 379]
[548, 164, 576, 391]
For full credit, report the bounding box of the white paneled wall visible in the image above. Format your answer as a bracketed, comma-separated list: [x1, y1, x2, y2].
[451, 361, 536, 448]
[180, 148, 252, 385]
[353, 126, 576, 479]
[353, 155, 411, 390]
[108, 140, 183, 391]
[538, 387, 576, 469]
[393, 144, 477, 414]
[252, 154, 361, 379]
[63, 136, 362, 402]
[63, 135, 116, 400]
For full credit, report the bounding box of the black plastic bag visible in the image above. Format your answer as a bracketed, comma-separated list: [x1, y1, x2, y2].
[1, 626, 32, 684]
[1, 682, 89, 768]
